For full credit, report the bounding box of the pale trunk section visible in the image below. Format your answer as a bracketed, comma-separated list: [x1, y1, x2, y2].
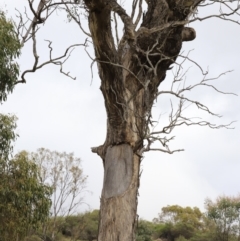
[98, 145, 140, 241]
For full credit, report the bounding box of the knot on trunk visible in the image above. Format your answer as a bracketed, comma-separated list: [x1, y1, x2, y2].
[182, 27, 196, 41]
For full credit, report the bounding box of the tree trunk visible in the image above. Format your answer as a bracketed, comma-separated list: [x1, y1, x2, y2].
[84, 0, 199, 240]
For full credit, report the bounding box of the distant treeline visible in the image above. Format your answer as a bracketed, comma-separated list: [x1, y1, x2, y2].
[25, 194, 240, 241]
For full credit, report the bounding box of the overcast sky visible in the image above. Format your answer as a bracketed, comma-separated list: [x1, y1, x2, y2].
[0, 0, 240, 221]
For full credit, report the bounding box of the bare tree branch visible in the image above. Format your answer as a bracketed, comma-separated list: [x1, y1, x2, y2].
[16, 39, 88, 84]
[64, 1, 91, 37]
[140, 49, 237, 154]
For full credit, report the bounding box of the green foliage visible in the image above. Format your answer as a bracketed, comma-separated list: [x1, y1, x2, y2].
[24, 235, 43, 241]
[154, 205, 205, 241]
[42, 216, 66, 241]
[189, 231, 216, 241]
[0, 10, 21, 102]
[0, 151, 52, 241]
[205, 195, 240, 241]
[151, 222, 169, 240]
[152, 198, 240, 241]
[42, 210, 99, 241]
[176, 235, 188, 241]
[136, 219, 154, 241]
[77, 210, 99, 241]
[0, 113, 18, 160]
[0, 114, 52, 240]
[160, 205, 203, 227]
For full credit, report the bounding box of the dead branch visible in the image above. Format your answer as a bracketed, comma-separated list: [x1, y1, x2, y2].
[63, 1, 91, 37]
[16, 39, 88, 84]
[190, 0, 240, 24]
[141, 50, 237, 154]
[13, 0, 88, 84]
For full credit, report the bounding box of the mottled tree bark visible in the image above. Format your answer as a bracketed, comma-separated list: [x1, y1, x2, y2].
[83, 0, 200, 240]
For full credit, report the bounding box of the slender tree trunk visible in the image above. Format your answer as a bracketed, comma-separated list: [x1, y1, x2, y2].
[84, 0, 199, 240]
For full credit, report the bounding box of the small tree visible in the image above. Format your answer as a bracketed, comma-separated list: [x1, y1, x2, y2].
[31, 148, 88, 240]
[205, 195, 240, 241]
[154, 205, 204, 240]
[0, 151, 52, 241]
[0, 115, 52, 241]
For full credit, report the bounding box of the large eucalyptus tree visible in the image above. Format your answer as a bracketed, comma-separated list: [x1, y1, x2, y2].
[5, 0, 240, 240]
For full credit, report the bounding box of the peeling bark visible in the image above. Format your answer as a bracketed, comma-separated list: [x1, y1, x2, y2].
[103, 144, 133, 198]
